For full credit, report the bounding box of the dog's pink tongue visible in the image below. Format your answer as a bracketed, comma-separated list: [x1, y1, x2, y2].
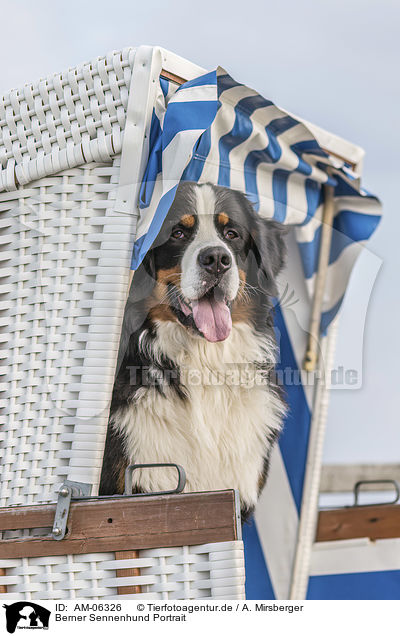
[192, 297, 232, 342]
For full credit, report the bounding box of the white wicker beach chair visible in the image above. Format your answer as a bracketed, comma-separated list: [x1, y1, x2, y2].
[0, 45, 245, 600]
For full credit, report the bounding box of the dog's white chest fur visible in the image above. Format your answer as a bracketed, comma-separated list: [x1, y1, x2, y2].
[113, 320, 284, 509]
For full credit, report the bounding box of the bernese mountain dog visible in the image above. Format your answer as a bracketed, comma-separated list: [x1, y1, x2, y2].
[99, 182, 287, 520]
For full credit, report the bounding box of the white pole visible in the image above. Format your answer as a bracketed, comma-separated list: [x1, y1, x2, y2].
[289, 316, 339, 599]
[289, 178, 339, 599]
[303, 182, 335, 372]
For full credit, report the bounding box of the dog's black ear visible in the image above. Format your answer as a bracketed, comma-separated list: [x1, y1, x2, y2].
[127, 250, 156, 305]
[252, 217, 287, 297]
[116, 251, 156, 374]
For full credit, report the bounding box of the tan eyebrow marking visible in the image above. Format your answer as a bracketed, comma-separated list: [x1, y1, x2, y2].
[156, 265, 182, 285]
[218, 212, 229, 226]
[180, 214, 195, 228]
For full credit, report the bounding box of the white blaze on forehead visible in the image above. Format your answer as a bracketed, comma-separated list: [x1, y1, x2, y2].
[196, 184, 216, 215]
[180, 184, 240, 301]
[194, 183, 220, 243]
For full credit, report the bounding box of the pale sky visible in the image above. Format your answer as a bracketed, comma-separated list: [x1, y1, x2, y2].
[1, 0, 398, 464]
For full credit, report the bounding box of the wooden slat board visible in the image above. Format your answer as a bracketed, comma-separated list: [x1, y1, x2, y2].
[0, 490, 239, 559]
[160, 69, 186, 85]
[0, 568, 6, 594]
[115, 550, 142, 595]
[316, 504, 400, 542]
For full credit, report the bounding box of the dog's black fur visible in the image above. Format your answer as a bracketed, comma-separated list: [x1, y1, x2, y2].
[99, 182, 286, 519]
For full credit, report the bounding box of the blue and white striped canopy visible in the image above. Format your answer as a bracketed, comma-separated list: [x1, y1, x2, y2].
[132, 67, 382, 599]
[133, 67, 380, 331]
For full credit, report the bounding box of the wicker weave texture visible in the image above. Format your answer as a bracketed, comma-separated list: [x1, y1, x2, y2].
[0, 158, 136, 506]
[0, 541, 245, 600]
[0, 45, 246, 600]
[0, 49, 135, 192]
[0, 48, 144, 507]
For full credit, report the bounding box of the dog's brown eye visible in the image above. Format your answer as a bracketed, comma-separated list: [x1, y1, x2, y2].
[224, 228, 239, 240]
[171, 229, 185, 239]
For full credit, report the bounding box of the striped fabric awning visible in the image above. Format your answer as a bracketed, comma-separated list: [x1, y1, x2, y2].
[133, 67, 380, 330]
[131, 67, 382, 599]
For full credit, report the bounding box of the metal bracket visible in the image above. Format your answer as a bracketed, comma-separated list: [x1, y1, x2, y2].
[52, 480, 92, 540]
[51, 465, 186, 541]
[124, 463, 186, 496]
[353, 479, 400, 507]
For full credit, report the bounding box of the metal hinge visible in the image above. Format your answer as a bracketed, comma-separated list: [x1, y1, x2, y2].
[52, 480, 92, 540]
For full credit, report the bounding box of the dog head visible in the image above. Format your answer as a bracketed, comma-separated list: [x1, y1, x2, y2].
[131, 182, 286, 342]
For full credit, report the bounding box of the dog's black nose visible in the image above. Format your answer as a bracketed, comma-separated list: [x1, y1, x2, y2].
[198, 246, 232, 275]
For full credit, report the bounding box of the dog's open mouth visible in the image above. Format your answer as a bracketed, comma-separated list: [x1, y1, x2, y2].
[176, 288, 233, 343]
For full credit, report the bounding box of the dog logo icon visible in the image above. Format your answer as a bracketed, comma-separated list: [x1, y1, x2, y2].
[3, 602, 50, 634]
